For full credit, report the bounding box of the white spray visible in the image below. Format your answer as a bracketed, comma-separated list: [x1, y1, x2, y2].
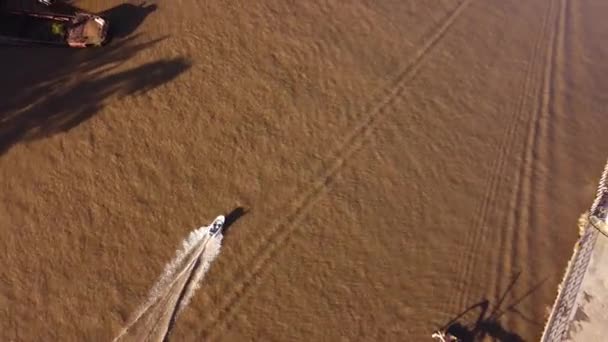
[113, 216, 225, 342]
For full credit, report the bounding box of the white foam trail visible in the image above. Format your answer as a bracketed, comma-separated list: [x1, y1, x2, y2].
[175, 235, 223, 316]
[113, 222, 223, 342]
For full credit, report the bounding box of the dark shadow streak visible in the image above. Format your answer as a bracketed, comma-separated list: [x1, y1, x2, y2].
[0, 53, 190, 154]
[100, 2, 158, 39]
[222, 206, 249, 237]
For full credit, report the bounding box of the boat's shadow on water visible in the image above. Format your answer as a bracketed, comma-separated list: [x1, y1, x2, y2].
[0, 1, 189, 155]
[101, 2, 158, 39]
[437, 272, 549, 342]
[222, 207, 249, 237]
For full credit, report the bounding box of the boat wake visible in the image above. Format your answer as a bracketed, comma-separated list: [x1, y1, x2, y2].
[113, 219, 224, 342]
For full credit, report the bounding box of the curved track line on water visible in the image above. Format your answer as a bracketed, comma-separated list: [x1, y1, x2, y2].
[495, 0, 562, 302]
[512, 0, 562, 290]
[448, 0, 550, 306]
[446, 0, 555, 315]
[491, 0, 556, 311]
[498, 1, 555, 310]
[491, 0, 566, 325]
[494, 0, 562, 316]
[527, 0, 565, 280]
[195, 1, 475, 339]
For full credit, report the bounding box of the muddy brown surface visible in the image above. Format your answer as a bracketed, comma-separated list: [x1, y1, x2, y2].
[1, 0, 607, 341]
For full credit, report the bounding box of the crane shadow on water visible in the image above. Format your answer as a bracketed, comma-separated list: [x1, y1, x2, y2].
[438, 272, 549, 342]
